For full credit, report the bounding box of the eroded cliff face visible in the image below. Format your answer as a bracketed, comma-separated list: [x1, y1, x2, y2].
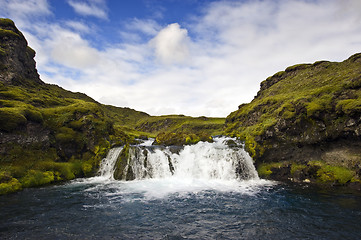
[0, 19, 41, 85]
[225, 53, 361, 188]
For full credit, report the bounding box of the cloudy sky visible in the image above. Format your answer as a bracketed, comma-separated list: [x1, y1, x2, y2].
[1, 0, 361, 117]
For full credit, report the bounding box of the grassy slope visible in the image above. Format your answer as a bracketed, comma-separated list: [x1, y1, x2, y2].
[0, 81, 120, 194]
[226, 54, 361, 153]
[135, 115, 225, 145]
[225, 53, 361, 185]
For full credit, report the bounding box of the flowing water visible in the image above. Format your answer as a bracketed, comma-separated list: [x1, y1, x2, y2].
[1, 137, 361, 239]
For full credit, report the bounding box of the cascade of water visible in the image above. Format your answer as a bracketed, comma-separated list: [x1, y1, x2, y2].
[101, 137, 259, 181]
[98, 147, 123, 179]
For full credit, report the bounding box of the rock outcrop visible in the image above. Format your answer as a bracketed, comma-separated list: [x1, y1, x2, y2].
[0, 19, 123, 194]
[225, 53, 361, 188]
[0, 19, 41, 85]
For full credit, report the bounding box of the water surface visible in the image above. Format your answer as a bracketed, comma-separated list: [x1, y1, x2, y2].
[1, 178, 361, 239]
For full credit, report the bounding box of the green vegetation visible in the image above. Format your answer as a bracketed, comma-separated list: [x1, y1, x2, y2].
[113, 144, 130, 180]
[135, 115, 224, 145]
[225, 53, 361, 186]
[0, 29, 20, 39]
[0, 18, 16, 28]
[257, 160, 358, 185]
[225, 54, 361, 159]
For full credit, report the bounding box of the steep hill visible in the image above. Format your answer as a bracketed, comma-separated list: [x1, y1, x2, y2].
[0, 18, 136, 194]
[225, 53, 361, 188]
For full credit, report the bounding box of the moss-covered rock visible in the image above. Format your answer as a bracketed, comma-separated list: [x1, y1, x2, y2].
[225, 53, 361, 188]
[0, 174, 22, 194]
[113, 144, 130, 180]
[258, 160, 359, 187]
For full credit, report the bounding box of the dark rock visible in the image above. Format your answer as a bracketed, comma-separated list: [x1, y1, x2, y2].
[270, 165, 291, 182]
[0, 18, 42, 85]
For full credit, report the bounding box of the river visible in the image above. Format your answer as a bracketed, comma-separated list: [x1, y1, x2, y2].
[1, 138, 360, 239]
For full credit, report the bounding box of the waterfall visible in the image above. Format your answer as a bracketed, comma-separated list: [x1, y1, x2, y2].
[98, 147, 123, 179]
[99, 137, 259, 181]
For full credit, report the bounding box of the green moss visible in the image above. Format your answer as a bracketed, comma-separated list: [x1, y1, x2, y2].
[267, 71, 286, 80]
[0, 47, 5, 56]
[36, 161, 81, 180]
[257, 162, 284, 178]
[113, 144, 130, 180]
[55, 127, 78, 143]
[24, 108, 43, 123]
[285, 63, 312, 72]
[0, 18, 15, 27]
[225, 53, 361, 161]
[81, 162, 93, 177]
[0, 178, 22, 195]
[336, 98, 361, 115]
[257, 164, 273, 177]
[0, 108, 27, 132]
[290, 164, 307, 175]
[20, 170, 55, 188]
[306, 101, 323, 117]
[0, 29, 20, 38]
[136, 115, 224, 137]
[316, 165, 354, 184]
[155, 130, 213, 146]
[278, 102, 296, 119]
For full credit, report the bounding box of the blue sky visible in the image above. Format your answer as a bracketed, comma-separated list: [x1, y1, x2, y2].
[1, 0, 361, 117]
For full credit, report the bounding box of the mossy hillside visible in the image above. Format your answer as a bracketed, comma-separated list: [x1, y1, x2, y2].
[0, 81, 132, 194]
[225, 53, 361, 159]
[135, 115, 224, 145]
[0, 59, 149, 194]
[102, 105, 151, 139]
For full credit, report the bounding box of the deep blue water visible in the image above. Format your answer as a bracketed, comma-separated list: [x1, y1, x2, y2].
[1, 178, 361, 240]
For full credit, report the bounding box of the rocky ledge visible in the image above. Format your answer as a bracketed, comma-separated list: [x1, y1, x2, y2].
[225, 53, 361, 189]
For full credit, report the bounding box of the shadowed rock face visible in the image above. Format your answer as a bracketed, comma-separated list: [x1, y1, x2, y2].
[225, 53, 361, 187]
[0, 18, 41, 85]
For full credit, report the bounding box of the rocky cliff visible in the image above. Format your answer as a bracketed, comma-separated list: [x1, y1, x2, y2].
[0, 19, 41, 85]
[225, 53, 361, 188]
[0, 19, 131, 194]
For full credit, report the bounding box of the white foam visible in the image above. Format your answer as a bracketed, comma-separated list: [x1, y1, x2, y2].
[73, 137, 276, 201]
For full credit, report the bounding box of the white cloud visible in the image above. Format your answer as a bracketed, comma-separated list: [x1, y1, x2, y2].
[65, 20, 91, 33]
[2, 0, 361, 117]
[0, 0, 51, 27]
[150, 23, 191, 65]
[44, 27, 100, 69]
[67, 0, 108, 19]
[0, 0, 51, 17]
[127, 18, 161, 36]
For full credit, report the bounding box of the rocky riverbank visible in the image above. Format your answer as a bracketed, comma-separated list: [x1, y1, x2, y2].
[225, 53, 361, 189]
